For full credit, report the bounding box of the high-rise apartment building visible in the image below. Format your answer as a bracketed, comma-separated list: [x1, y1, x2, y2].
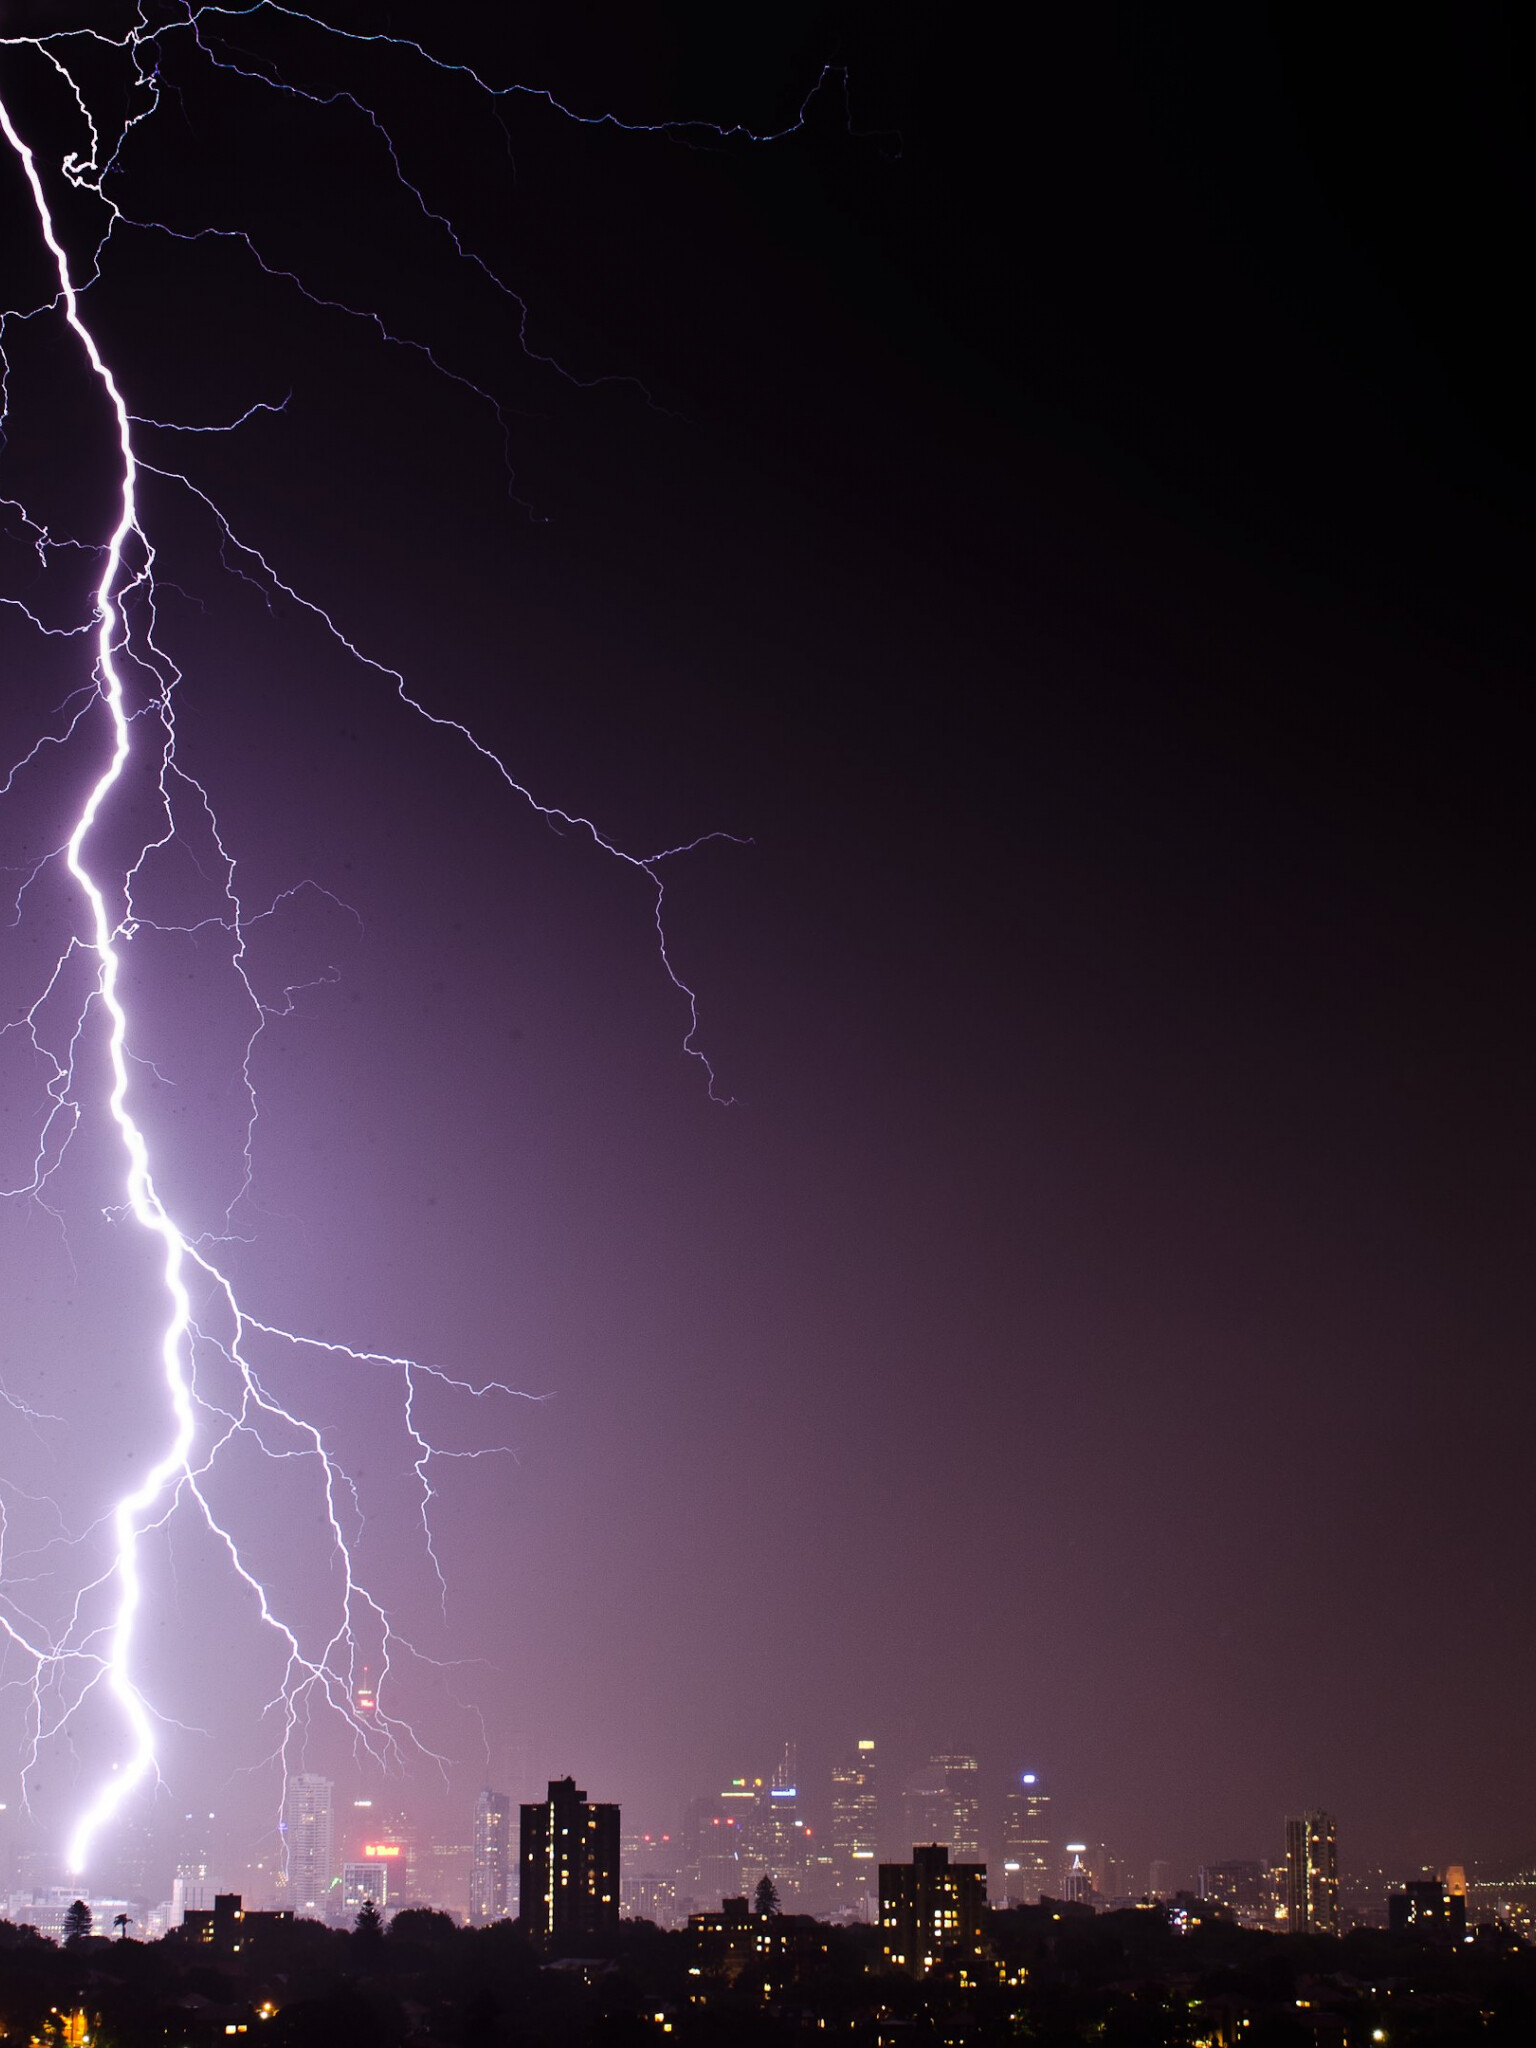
[281, 1774, 334, 1918]
[469, 1788, 512, 1926]
[999, 1772, 1051, 1904]
[1285, 1811, 1339, 1934]
[520, 1777, 620, 1955]
[879, 1843, 987, 1978]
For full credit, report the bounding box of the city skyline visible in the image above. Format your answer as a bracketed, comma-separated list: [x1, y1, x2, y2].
[2, 3, 1532, 1899]
[2, 1741, 1502, 1945]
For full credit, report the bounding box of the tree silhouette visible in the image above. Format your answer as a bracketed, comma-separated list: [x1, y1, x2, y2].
[753, 1873, 780, 1918]
[354, 1897, 384, 1940]
[113, 1912, 132, 1940]
[62, 1898, 92, 1944]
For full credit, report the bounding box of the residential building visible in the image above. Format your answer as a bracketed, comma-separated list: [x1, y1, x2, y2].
[689, 1894, 832, 1984]
[879, 1842, 986, 1978]
[280, 1775, 334, 1918]
[1388, 1873, 1467, 1942]
[1285, 1811, 1339, 1934]
[520, 1777, 620, 1955]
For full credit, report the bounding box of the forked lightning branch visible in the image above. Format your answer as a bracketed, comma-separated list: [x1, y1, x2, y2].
[0, 8, 803, 1876]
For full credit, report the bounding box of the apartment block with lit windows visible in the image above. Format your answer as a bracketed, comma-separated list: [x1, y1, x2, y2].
[879, 1842, 986, 1977]
[520, 1777, 620, 1956]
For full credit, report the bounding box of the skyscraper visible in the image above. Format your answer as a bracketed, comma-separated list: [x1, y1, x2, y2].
[353, 1806, 416, 1908]
[759, 1754, 812, 1905]
[281, 1774, 334, 1918]
[683, 1790, 745, 1911]
[520, 1777, 620, 1955]
[829, 1738, 879, 1914]
[1285, 1811, 1339, 1934]
[340, 1860, 389, 1915]
[1061, 1843, 1093, 1905]
[903, 1753, 981, 1861]
[469, 1788, 512, 1926]
[1000, 1771, 1051, 1905]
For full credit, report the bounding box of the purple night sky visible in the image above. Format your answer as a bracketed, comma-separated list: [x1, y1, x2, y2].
[2, 2, 1533, 1902]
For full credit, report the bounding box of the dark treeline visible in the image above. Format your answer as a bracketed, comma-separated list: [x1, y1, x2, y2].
[4, 1902, 1536, 2044]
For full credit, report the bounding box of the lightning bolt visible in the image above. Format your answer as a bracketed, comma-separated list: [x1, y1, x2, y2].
[0, 7, 846, 1884]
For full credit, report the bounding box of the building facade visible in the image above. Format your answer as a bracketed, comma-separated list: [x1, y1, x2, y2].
[999, 1772, 1051, 1905]
[469, 1788, 511, 1926]
[1388, 1877, 1467, 1941]
[903, 1753, 982, 1863]
[879, 1842, 987, 1978]
[1285, 1811, 1339, 1934]
[1198, 1859, 1275, 1930]
[340, 1860, 389, 1916]
[758, 1753, 812, 1906]
[281, 1774, 334, 1918]
[519, 1777, 620, 1955]
[829, 1738, 879, 1916]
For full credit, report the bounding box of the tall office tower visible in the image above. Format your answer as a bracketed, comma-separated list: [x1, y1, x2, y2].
[719, 1776, 760, 1852]
[171, 1858, 212, 1923]
[999, 1771, 1051, 1904]
[682, 1791, 744, 1911]
[282, 1774, 334, 1917]
[341, 1859, 390, 1915]
[1285, 1811, 1339, 1934]
[520, 1777, 620, 1955]
[356, 1808, 417, 1909]
[1061, 1843, 1093, 1905]
[878, 1843, 987, 1978]
[760, 1772, 811, 1903]
[469, 1788, 512, 1926]
[904, 1753, 982, 1861]
[100, 1814, 155, 1904]
[1081, 1843, 1125, 1902]
[169, 1809, 220, 1923]
[830, 1739, 879, 1911]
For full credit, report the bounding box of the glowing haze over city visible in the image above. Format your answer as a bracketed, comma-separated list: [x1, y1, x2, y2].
[1, 2, 1532, 1920]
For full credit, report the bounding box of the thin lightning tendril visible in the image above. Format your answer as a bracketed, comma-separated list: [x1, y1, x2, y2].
[0, 5, 832, 1880]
